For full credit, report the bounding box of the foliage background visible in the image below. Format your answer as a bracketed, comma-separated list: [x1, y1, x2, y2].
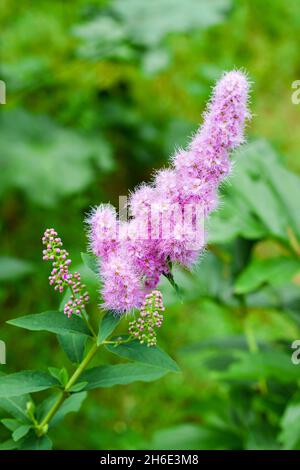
[1, 0, 300, 449]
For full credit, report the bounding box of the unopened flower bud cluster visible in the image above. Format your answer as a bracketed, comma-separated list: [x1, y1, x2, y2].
[42, 228, 89, 317]
[129, 290, 165, 346]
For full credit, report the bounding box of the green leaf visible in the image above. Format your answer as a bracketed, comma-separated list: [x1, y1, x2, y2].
[58, 333, 87, 364]
[0, 371, 59, 397]
[48, 367, 62, 383]
[36, 395, 58, 423]
[0, 439, 18, 450]
[258, 148, 300, 238]
[279, 394, 300, 449]
[81, 252, 99, 275]
[113, 0, 231, 46]
[73, 16, 130, 61]
[180, 335, 267, 354]
[7, 311, 92, 337]
[81, 363, 169, 389]
[218, 350, 300, 384]
[106, 340, 180, 372]
[163, 271, 183, 301]
[208, 196, 267, 244]
[12, 424, 31, 442]
[48, 367, 68, 386]
[19, 431, 52, 450]
[50, 392, 87, 428]
[150, 424, 240, 450]
[0, 394, 31, 421]
[231, 141, 289, 239]
[0, 256, 34, 282]
[234, 257, 300, 294]
[1, 109, 114, 208]
[1, 418, 20, 432]
[68, 382, 88, 393]
[98, 312, 121, 344]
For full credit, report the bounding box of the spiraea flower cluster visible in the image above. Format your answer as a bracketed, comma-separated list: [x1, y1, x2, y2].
[129, 290, 165, 346]
[87, 71, 251, 313]
[42, 228, 89, 317]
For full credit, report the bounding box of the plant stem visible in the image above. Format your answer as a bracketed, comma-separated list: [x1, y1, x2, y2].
[35, 341, 99, 436]
[65, 341, 99, 392]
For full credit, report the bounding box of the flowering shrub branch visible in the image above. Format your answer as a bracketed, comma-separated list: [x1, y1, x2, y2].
[0, 70, 251, 450]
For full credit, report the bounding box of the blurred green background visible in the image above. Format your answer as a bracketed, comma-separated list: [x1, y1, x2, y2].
[1, 0, 300, 450]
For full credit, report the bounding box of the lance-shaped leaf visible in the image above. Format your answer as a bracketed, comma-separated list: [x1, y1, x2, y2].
[81, 252, 99, 275]
[58, 333, 87, 364]
[106, 339, 180, 372]
[7, 311, 92, 337]
[81, 363, 169, 389]
[19, 431, 53, 450]
[50, 391, 87, 428]
[97, 311, 121, 344]
[0, 393, 31, 422]
[0, 371, 59, 398]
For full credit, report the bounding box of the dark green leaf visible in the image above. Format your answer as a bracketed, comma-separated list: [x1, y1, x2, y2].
[19, 431, 53, 450]
[0, 256, 34, 282]
[36, 394, 58, 423]
[163, 271, 183, 301]
[8, 311, 92, 337]
[259, 149, 300, 238]
[50, 392, 87, 428]
[279, 394, 300, 450]
[0, 439, 18, 450]
[81, 252, 99, 275]
[12, 424, 31, 442]
[106, 340, 180, 372]
[81, 363, 169, 389]
[235, 257, 300, 294]
[48, 367, 68, 386]
[0, 371, 59, 397]
[180, 335, 268, 354]
[58, 333, 87, 364]
[98, 312, 121, 344]
[1, 418, 20, 432]
[68, 382, 88, 393]
[0, 394, 31, 421]
[218, 350, 300, 384]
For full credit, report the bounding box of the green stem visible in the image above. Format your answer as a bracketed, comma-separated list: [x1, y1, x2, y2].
[36, 341, 99, 436]
[65, 341, 99, 391]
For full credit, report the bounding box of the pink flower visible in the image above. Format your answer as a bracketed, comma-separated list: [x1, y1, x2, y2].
[86, 204, 118, 260]
[87, 70, 251, 313]
[100, 251, 145, 312]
